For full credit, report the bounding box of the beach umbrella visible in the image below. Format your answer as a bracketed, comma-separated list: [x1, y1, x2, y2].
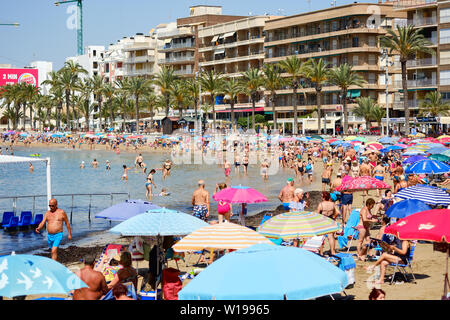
[257, 211, 340, 240]
[280, 137, 296, 143]
[403, 155, 428, 165]
[310, 135, 324, 140]
[335, 176, 392, 192]
[172, 222, 273, 252]
[405, 159, 450, 175]
[297, 137, 309, 142]
[378, 136, 397, 145]
[109, 208, 208, 237]
[428, 146, 449, 155]
[403, 149, 428, 156]
[95, 199, 161, 222]
[429, 154, 450, 162]
[385, 199, 432, 219]
[212, 186, 267, 204]
[395, 185, 450, 206]
[443, 150, 450, 157]
[367, 142, 383, 150]
[385, 209, 450, 297]
[398, 137, 411, 144]
[330, 140, 345, 146]
[0, 253, 88, 298]
[438, 135, 450, 140]
[178, 243, 348, 300]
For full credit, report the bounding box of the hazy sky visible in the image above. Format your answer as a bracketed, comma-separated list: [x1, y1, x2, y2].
[0, 0, 379, 70]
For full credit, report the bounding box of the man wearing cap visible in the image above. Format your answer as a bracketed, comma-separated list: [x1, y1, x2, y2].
[278, 178, 296, 211]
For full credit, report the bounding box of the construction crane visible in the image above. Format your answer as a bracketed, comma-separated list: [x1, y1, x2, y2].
[55, 0, 84, 55]
[0, 22, 20, 27]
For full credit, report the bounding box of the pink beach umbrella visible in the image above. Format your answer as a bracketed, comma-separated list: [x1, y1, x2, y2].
[336, 176, 392, 192]
[367, 142, 383, 150]
[213, 186, 268, 204]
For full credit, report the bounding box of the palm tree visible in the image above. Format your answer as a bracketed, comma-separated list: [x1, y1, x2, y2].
[185, 79, 200, 130]
[354, 97, 377, 131]
[221, 78, 242, 129]
[51, 87, 64, 130]
[278, 56, 305, 135]
[380, 25, 433, 135]
[169, 80, 187, 118]
[418, 91, 450, 117]
[141, 92, 158, 131]
[240, 68, 265, 131]
[303, 58, 330, 134]
[20, 83, 38, 130]
[371, 105, 386, 130]
[154, 66, 177, 116]
[76, 78, 94, 131]
[328, 63, 365, 134]
[91, 75, 105, 131]
[262, 64, 286, 132]
[0, 85, 15, 129]
[200, 70, 224, 131]
[57, 68, 77, 130]
[102, 83, 116, 129]
[125, 76, 152, 133]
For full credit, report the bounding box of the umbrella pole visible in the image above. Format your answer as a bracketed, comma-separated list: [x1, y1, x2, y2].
[444, 246, 449, 299]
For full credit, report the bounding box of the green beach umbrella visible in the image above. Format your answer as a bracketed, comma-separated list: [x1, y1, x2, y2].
[442, 150, 450, 157]
[429, 154, 450, 162]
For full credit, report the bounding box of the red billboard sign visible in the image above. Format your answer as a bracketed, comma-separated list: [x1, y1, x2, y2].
[0, 68, 39, 87]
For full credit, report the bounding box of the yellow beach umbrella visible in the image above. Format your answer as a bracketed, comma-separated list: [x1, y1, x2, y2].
[344, 136, 358, 141]
[172, 222, 273, 252]
[438, 135, 450, 140]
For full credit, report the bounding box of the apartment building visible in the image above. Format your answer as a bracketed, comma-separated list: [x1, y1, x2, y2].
[198, 16, 278, 112]
[121, 33, 161, 78]
[394, 0, 450, 121]
[100, 38, 133, 84]
[66, 45, 105, 78]
[263, 2, 406, 130]
[157, 5, 245, 78]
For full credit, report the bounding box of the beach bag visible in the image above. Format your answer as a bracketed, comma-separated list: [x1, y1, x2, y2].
[217, 201, 231, 214]
[162, 268, 182, 300]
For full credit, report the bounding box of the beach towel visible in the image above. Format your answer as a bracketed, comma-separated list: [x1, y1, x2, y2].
[337, 210, 360, 249]
[162, 268, 182, 300]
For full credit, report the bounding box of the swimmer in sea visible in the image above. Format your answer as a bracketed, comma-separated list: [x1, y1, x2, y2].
[159, 188, 170, 197]
[80, 161, 85, 169]
[121, 165, 128, 181]
[162, 159, 173, 180]
[106, 160, 111, 170]
[145, 169, 157, 201]
[29, 162, 34, 173]
[92, 158, 98, 169]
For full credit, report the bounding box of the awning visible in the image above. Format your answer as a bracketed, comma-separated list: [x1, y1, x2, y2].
[211, 35, 219, 43]
[347, 89, 361, 98]
[440, 117, 450, 125]
[223, 31, 236, 38]
[216, 107, 265, 113]
[218, 34, 224, 40]
[215, 49, 225, 55]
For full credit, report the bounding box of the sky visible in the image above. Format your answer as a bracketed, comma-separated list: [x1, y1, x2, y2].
[0, 0, 379, 70]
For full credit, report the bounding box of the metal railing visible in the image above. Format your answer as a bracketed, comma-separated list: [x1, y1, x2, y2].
[0, 192, 130, 224]
[394, 0, 437, 9]
[406, 57, 437, 67]
[407, 16, 437, 26]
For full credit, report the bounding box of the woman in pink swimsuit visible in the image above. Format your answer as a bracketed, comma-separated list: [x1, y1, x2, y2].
[356, 198, 379, 261]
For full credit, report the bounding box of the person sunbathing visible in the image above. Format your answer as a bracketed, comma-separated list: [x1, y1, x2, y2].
[112, 283, 134, 300]
[73, 255, 108, 300]
[366, 239, 411, 284]
[107, 252, 138, 290]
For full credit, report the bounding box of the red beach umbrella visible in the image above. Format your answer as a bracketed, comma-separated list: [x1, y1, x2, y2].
[336, 176, 392, 192]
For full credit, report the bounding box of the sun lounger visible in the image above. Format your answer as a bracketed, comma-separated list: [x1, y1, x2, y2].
[302, 236, 325, 254]
[31, 214, 44, 227]
[17, 213, 32, 230]
[337, 209, 360, 252]
[3, 216, 19, 231]
[1, 212, 14, 228]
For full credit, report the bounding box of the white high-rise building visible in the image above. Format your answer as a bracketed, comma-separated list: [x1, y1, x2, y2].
[66, 45, 105, 78]
[30, 61, 53, 95]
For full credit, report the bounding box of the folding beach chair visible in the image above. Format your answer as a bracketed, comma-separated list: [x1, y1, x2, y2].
[302, 236, 325, 254]
[100, 282, 138, 300]
[337, 209, 360, 253]
[165, 247, 187, 269]
[388, 241, 417, 285]
[94, 244, 125, 270]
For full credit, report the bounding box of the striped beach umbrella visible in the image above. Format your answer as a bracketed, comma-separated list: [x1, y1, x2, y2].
[257, 211, 340, 240]
[367, 142, 383, 150]
[395, 185, 450, 206]
[335, 176, 392, 192]
[172, 222, 273, 252]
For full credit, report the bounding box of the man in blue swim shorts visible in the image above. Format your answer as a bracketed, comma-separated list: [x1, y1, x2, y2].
[278, 178, 296, 211]
[36, 198, 72, 261]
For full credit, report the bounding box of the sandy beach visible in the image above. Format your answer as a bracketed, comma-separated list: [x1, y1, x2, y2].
[2, 138, 448, 300]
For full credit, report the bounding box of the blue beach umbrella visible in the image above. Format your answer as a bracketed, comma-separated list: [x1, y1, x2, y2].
[0, 254, 88, 298]
[95, 199, 161, 222]
[402, 155, 428, 165]
[330, 140, 345, 146]
[385, 199, 432, 219]
[378, 137, 397, 145]
[395, 185, 450, 206]
[178, 243, 348, 300]
[427, 146, 448, 155]
[405, 159, 450, 175]
[380, 145, 404, 153]
[109, 208, 208, 236]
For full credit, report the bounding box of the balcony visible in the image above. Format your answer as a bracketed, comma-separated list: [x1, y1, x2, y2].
[159, 42, 195, 51]
[173, 69, 193, 76]
[158, 56, 195, 64]
[407, 16, 437, 26]
[394, 0, 437, 9]
[124, 56, 155, 64]
[394, 78, 437, 88]
[200, 51, 265, 67]
[406, 57, 437, 68]
[393, 100, 420, 110]
[125, 68, 153, 76]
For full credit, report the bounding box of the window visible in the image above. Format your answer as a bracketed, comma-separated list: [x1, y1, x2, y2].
[441, 8, 450, 23]
[352, 37, 359, 47]
[440, 50, 450, 65]
[93, 50, 97, 57]
[93, 62, 98, 69]
[352, 55, 359, 66]
[368, 36, 376, 47]
[440, 70, 450, 86]
[368, 73, 376, 84]
[442, 92, 450, 101]
[368, 54, 376, 65]
[440, 28, 450, 44]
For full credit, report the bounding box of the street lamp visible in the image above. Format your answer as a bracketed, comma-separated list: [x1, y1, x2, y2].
[381, 48, 394, 136]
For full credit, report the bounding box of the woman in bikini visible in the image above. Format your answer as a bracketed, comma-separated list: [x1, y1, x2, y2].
[317, 192, 340, 256]
[356, 198, 379, 261]
[121, 165, 128, 181]
[145, 169, 157, 201]
[242, 153, 249, 175]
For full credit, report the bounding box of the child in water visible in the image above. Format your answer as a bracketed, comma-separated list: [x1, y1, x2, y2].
[158, 188, 170, 197]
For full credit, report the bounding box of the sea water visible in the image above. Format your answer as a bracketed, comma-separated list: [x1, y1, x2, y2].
[0, 145, 318, 255]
